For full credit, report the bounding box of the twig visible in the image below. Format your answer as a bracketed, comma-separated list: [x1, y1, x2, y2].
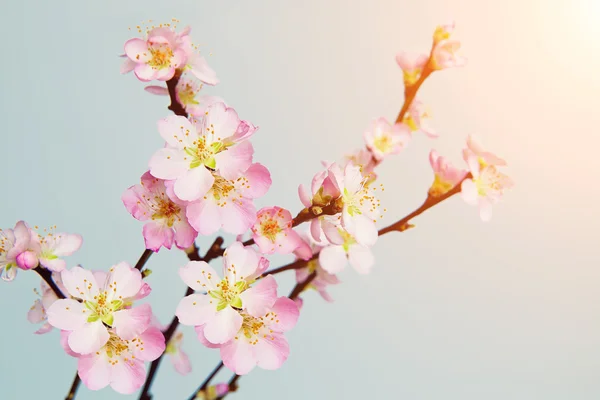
[64, 373, 81, 400]
[135, 249, 154, 271]
[34, 267, 65, 299]
[187, 362, 225, 400]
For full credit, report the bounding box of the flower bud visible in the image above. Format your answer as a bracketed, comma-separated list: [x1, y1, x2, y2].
[16, 251, 38, 270]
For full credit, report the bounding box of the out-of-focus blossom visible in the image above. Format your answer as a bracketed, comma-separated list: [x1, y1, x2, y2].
[122, 171, 197, 252]
[176, 242, 275, 345]
[27, 273, 65, 334]
[294, 232, 340, 302]
[396, 51, 429, 86]
[29, 227, 82, 272]
[319, 224, 375, 275]
[344, 148, 377, 183]
[1, 221, 35, 281]
[251, 207, 305, 256]
[428, 150, 468, 197]
[165, 331, 192, 375]
[47, 263, 152, 355]
[402, 98, 437, 138]
[433, 21, 455, 44]
[364, 118, 411, 161]
[196, 383, 230, 400]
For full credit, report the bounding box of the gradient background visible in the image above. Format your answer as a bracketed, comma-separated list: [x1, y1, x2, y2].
[1, 0, 599, 399]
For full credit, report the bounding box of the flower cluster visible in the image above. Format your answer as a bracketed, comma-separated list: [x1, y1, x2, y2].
[1, 19, 514, 399]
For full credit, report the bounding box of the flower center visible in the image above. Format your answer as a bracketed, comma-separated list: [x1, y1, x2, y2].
[209, 278, 247, 311]
[178, 82, 200, 106]
[147, 43, 174, 69]
[373, 134, 393, 153]
[105, 332, 129, 359]
[151, 197, 181, 227]
[184, 137, 221, 169]
[429, 175, 455, 197]
[259, 217, 281, 242]
[342, 183, 380, 218]
[210, 174, 239, 207]
[85, 292, 124, 326]
[475, 166, 509, 197]
[338, 229, 357, 252]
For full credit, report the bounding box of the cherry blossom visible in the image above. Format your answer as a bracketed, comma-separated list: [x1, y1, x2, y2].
[144, 74, 225, 117]
[402, 98, 437, 138]
[176, 242, 275, 345]
[251, 207, 305, 255]
[185, 163, 272, 235]
[62, 326, 165, 394]
[460, 138, 513, 221]
[196, 383, 229, 400]
[344, 148, 377, 183]
[30, 227, 82, 272]
[294, 233, 340, 302]
[47, 263, 152, 355]
[363, 118, 411, 161]
[148, 103, 257, 201]
[122, 171, 197, 251]
[428, 150, 468, 197]
[433, 21, 456, 44]
[1, 221, 35, 281]
[28, 273, 65, 334]
[395, 51, 429, 86]
[319, 223, 375, 274]
[164, 331, 192, 375]
[210, 297, 300, 375]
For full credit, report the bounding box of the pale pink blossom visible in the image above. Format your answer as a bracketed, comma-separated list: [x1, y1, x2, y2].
[144, 74, 224, 117]
[28, 273, 65, 334]
[62, 327, 165, 394]
[30, 228, 82, 272]
[319, 223, 375, 274]
[344, 148, 377, 183]
[185, 163, 272, 235]
[251, 207, 305, 256]
[212, 297, 300, 375]
[47, 263, 152, 355]
[294, 232, 340, 302]
[460, 136, 513, 221]
[395, 51, 429, 86]
[364, 118, 411, 161]
[1, 221, 35, 281]
[430, 39, 466, 70]
[165, 331, 192, 375]
[433, 21, 455, 44]
[196, 383, 229, 400]
[122, 171, 197, 251]
[176, 242, 275, 345]
[428, 150, 468, 197]
[403, 98, 437, 138]
[148, 103, 257, 201]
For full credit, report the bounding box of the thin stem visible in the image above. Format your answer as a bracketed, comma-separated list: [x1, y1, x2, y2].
[166, 72, 188, 118]
[187, 362, 225, 400]
[64, 373, 81, 400]
[135, 249, 153, 271]
[34, 267, 65, 299]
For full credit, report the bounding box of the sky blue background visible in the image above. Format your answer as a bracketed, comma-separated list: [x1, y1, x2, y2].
[2, 0, 599, 399]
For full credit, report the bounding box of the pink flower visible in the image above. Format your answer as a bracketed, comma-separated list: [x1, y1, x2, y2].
[122, 27, 188, 82]
[122, 171, 197, 252]
[165, 331, 192, 375]
[251, 207, 305, 255]
[148, 102, 257, 201]
[319, 223, 375, 274]
[47, 263, 152, 355]
[1, 221, 35, 281]
[176, 242, 275, 345]
[216, 297, 300, 375]
[344, 148, 377, 182]
[28, 273, 65, 334]
[63, 326, 165, 394]
[430, 40, 466, 70]
[144, 74, 225, 117]
[403, 98, 437, 138]
[295, 232, 340, 302]
[395, 51, 429, 86]
[30, 227, 83, 272]
[185, 163, 272, 235]
[460, 136, 513, 221]
[428, 150, 468, 197]
[364, 118, 411, 161]
[433, 21, 455, 44]
[196, 383, 229, 400]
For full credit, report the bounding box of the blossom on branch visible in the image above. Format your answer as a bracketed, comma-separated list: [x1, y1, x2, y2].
[1, 221, 36, 281]
[28, 273, 65, 334]
[196, 383, 230, 400]
[294, 232, 340, 302]
[251, 206, 305, 256]
[165, 331, 192, 375]
[47, 263, 153, 355]
[402, 98, 437, 138]
[364, 117, 411, 161]
[122, 171, 197, 251]
[428, 150, 468, 197]
[396, 51, 429, 86]
[176, 242, 276, 345]
[319, 223, 376, 274]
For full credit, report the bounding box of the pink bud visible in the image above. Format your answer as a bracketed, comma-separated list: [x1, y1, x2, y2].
[16, 251, 38, 270]
[215, 383, 229, 397]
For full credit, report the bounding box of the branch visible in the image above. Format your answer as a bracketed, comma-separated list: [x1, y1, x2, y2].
[187, 362, 225, 400]
[138, 236, 223, 400]
[135, 249, 153, 271]
[65, 373, 81, 400]
[34, 267, 65, 299]
[166, 72, 188, 118]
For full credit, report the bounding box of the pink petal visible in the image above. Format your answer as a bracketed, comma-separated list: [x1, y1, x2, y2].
[149, 148, 188, 180]
[78, 353, 111, 391]
[173, 219, 198, 249]
[171, 349, 192, 375]
[34, 322, 54, 335]
[274, 229, 304, 254]
[143, 222, 174, 252]
[223, 242, 260, 282]
[460, 179, 478, 205]
[221, 199, 257, 235]
[220, 338, 256, 375]
[106, 262, 143, 300]
[176, 294, 216, 326]
[179, 261, 220, 291]
[110, 357, 146, 394]
[186, 198, 222, 235]
[144, 85, 169, 95]
[319, 245, 348, 274]
[68, 321, 110, 355]
[124, 38, 151, 62]
[47, 299, 88, 331]
[350, 214, 378, 247]
[188, 53, 219, 85]
[134, 63, 158, 82]
[113, 304, 152, 340]
[120, 58, 136, 74]
[239, 275, 277, 317]
[348, 244, 375, 274]
[255, 333, 289, 370]
[214, 141, 254, 180]
[203, 306, 243, 345]
[174, 166, 215, 201]
[298, 184, 312, 207]
[39, 257, 65, 272]
[240, 163, 272, 199]
[157, 115, 196, 149]
[269, 297, 300, 332]
[52, 233, 83, 257]
[28, 299, 45, 324]
[195, 325, 222, 349]
[133, 326, 166, 361]
[479, 199, 493, 222]
[60, 330, 80, 357]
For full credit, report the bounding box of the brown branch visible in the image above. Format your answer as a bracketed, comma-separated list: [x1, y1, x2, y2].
[135, 249, 154, 271]
[138, 236, 223, 400]
[187, 361, 225, 400]
[64, 373, 81, 400]
[166, 72, 188, 118]
[34, 267, 65, 299]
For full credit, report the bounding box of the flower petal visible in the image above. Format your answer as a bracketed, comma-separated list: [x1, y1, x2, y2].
[175, 294, 216, 326]
[348, 244, 375, 274]
[174, 166, 215, 201]
[68, 321, 110, 355]
[203, 306, 243, 345]
[255, 333, 289, 370]
[47, 299, 88, 331]
[179, 261, 220, 291]
[157, 115, 196, 149]
[220, 338, 256, 375]
[319, 245, 348, 274]
[132, 326, 166, 361]
[78, 353, 111, 391]
[239, 275, 277, 317]
[268, 297, 300, 332]
[149, 148, 188, 180]
[106, 262, 143, 301]
[113, 304, 153, 340]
